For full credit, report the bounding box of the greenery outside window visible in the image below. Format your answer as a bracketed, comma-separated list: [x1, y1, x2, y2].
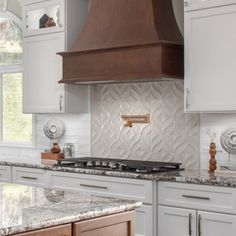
[0, 11, 34, 146]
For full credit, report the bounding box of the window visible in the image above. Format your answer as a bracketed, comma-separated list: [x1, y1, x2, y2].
[0, 11, 33, 146]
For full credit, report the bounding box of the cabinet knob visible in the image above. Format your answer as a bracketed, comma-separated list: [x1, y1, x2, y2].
[198, 215, 202, 236]
[184, 1, 189, 7]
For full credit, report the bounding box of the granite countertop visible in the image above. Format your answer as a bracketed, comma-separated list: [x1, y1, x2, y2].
[0, 182, 141, 236]
[1, 161, 236, 188]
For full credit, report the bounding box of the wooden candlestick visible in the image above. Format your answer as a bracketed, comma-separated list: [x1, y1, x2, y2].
[209, 142, 217, 173]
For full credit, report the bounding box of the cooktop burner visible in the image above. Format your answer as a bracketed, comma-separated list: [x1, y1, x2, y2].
[57, 157, 183, 174]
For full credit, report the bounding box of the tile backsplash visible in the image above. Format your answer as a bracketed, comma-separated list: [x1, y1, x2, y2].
[0, 113, 91, 164]
[200, 113, 236, 169]
[91, 81, 200, 170]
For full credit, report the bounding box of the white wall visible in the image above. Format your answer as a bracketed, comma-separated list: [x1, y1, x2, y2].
[6, 0, 22, 19]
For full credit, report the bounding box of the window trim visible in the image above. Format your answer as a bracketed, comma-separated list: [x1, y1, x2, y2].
[0, 10, 35, 148]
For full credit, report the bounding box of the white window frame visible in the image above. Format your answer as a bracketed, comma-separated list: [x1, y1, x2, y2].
[0, 11, 35, 148]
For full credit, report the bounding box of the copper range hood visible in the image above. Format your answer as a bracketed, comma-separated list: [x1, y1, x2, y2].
[58, 0, 184, 84]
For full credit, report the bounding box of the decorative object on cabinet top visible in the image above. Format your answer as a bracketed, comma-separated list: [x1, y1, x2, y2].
[41, 119, 65, 163]
[220, 128, 236, 155]
[43, 119, 65, 141]
[58, 0, 184, 84]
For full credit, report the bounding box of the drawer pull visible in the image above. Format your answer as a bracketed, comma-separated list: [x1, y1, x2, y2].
[21, 176, 38, 180]
[198, 214, 201, 236]
[182, 195, 210, 201]
[189, 213, 192, 236]
[80, 184, 108, 190]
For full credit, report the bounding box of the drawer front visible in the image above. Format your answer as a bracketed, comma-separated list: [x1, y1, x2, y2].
[12, 167, 47, 187]
[17, 224, 71, 236]
[0, 165, 11, 183]
[158, 182, 236, 214]
[50, 171, 153, 204]
[184, 0, 236, 11]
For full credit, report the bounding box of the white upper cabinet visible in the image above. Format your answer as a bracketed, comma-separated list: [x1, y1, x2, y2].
[23, 0, 65, 36]
[22, 0, 89, 113]
[184, 1, 236, 112]
[23, 33, 66, 113]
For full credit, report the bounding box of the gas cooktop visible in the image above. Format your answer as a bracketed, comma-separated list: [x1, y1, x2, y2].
[57, 157, 183, 174]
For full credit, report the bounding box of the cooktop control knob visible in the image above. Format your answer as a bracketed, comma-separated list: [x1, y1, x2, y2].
[95, 161, 101, 167]
[108, 162, 117, 169]
[86, 161, 93, 167]
[102, 161, 108, 167]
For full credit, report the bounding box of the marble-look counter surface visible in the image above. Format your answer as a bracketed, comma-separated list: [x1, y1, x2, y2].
[1, 161, 236, 188]
[0, 182, 141, 236]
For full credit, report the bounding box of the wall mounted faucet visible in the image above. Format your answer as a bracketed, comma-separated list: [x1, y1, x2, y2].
[121, 114, 150, 128]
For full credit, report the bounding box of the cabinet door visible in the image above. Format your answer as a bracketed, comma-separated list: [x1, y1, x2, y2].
[185, 5, 236, 112]
[23, 32, 65, 113]
[158, 206, 197, 236]
[198, 211, 236, 236]
[135, 205, 153, 236]
[73, 211, 135, 236]
[22, 0, 65, 37]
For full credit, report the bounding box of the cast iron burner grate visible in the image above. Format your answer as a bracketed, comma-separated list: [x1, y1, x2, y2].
[57, 157, 183, 173]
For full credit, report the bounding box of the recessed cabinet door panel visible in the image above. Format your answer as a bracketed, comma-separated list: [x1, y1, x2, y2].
[199, 211, 236, 236]
[135, 205, 153, 236]
[158, 206, 197, 236]
[23, 32, 65, 113]
[185, 5, 236, 112]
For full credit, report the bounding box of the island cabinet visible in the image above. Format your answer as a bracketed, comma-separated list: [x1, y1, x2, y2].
[22, 0, 89, 113]
[14, 224, 71, 236]
[184, 0, 236, 112]
[158, 182, 236, 236]
[13, 212, 135, 236]
[73, 211, 134, 236]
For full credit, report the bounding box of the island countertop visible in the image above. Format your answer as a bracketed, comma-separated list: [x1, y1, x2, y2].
[0, 183, 141, 236]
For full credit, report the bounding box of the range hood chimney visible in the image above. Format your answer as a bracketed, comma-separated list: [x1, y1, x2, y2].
[58, 0, 183, 84]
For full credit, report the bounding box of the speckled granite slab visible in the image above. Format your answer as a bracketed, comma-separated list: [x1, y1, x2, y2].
[0, 183, 141, 236]
[2, 161, 236, 188]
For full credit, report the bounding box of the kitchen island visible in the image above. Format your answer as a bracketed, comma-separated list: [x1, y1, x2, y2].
[0, 183, 141, 236]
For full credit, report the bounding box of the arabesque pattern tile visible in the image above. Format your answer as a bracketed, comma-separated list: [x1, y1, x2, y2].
[91, 81, 200, 169]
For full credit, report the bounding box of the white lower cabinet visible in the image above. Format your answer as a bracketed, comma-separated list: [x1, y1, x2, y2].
[158, 182, 236, 236]
[49, 171, 154, 236]
[158, 207, 236, 236]
[0, 165, 11, 183]
[135, 205, 154, 236]
[12, 167, 49, 187]
[199, 211, 236, 236]
[158, 206, 196, 236]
